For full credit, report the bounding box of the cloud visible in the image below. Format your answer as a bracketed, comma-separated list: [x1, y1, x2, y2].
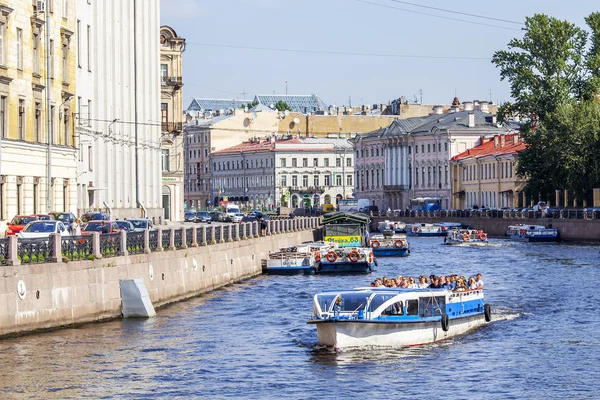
[161, 0, 208, 21]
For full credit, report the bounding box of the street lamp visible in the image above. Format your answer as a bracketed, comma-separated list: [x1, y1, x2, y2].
[108, 118, 119, 137]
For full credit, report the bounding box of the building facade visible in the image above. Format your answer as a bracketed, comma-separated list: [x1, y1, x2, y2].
[353, 101, 518, 211]
[0, 0, 78, 232]
[160, 25, 185, 222]
[210, 137, 354, 211]
[75, 0, 162, 221]
[451, 134, 526, 209]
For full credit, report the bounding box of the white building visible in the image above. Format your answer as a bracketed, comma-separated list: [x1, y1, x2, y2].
[211, 136, 354, 210]
[75, 0, 162, 221]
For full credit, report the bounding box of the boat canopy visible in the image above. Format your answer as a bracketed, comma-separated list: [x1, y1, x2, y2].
[322, 212, 370, 226]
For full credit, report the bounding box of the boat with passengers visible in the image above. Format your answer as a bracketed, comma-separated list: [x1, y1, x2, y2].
[505, 224, 559, 242]
[265, 242, 337, 275]
[369, 230, 410, 257]
[307, 286, 491, 350]
[320, 212, 376, 274]
[376, 220, 408, 234]
[445, 229, 489, 246]
[408, 223, 443, 237]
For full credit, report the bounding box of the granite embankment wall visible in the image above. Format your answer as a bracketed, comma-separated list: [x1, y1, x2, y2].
[371, 216, 600, 242]
[0, 228, 316, 337]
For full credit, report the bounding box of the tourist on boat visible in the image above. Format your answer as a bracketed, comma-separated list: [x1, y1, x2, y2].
[418, 276, 429, 289]
[441, 276, 453, 290]
[475, 273, 484, 289]
[468, 276, 478, 290]
[408, 277, 418, 288]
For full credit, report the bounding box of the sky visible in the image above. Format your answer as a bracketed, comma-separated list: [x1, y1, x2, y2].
[160, 0, 599, 109]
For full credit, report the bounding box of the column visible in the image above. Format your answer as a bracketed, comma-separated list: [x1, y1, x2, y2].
[169, 228, 176, 251]
[144, 229, 151, 253]
[200, 226, 207, 246]
[6, 236, 20, 265]
[120, 231, 129, 256]
[403, 146, 409, 187]
[181, 228, 188, 249]
[191, 226, 198, 247]
[155, 227, 164, 252]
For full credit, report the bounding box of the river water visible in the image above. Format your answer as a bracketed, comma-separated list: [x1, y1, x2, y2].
[1, 237, 599, 399]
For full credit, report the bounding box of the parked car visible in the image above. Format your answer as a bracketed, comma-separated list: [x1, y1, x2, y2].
[232, 213, 245, 223]
[127, 218, 155, 232]
[17, 221, 70, 239]
[242, 214, 269, 223]
[81, 221, 119, 235]
[184, 210, 197, 222]
[322, 204, 335, 213]
[5, 215, 39, 236]
[210, 211, 224, 222]
[49, 212, 77, 232]
[359, 205, 380, 215]
[114, 220, 135, 232]
[195, 211, 211, 223]
[81, 212, 110, 223]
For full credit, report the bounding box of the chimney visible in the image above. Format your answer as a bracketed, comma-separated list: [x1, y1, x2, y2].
[432, 105, 444, 115]
[494, 135, 499, 148]
[463, 102, 474, 111]
[468, 112, 475, 128]
[473, 100, 480, 110]
[513, 134, 519, 145]
[500, 134, 505, 147]
[480, 101, 489, 113]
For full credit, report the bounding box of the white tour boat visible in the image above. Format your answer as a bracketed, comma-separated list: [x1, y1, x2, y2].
[445, 229, 489, 246]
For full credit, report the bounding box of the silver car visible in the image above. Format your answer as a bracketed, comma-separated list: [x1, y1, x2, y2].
[127, 218, 156, 232]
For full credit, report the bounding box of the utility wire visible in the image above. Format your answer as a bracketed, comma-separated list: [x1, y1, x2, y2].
[355, 0, 521, 31]
[187, 42, 491, 60]
[386, 0, 524, 25]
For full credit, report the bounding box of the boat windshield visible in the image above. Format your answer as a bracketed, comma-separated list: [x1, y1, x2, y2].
[367, 293, 397, 312]
[317, 294, 337, 313]
[337, 293, 369, 312]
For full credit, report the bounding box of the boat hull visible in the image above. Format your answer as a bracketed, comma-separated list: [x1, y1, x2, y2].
[311, 313, 486, 349]
[264, 266, 316, 275]
[417, 232, 443, 237]
[507, 234, 559, 242]
[372, 247, 409, 257]
[319, 261, 374, 274]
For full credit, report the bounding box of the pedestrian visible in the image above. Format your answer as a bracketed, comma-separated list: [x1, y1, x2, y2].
[72, 218, 82, 236]
[101, 221, 110, 234]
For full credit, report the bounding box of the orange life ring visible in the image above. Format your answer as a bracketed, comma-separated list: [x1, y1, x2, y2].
[462, 233, 470, 242]
[315, 251, 321, 262]
[394, 239, 405, 248]
[371, 240, 381, 249]
[480, 233, 488, 241]
[348, 250, 360, 262]
[368, 252, 374, 263]
[326, 251, 338, 263]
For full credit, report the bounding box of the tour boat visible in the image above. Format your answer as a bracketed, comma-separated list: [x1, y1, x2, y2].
[369, 230, 410, 257]
[438, 222, 463, 236]
[445, 229, 489, 246]
[505, 224, 559, 242]
[319, 247, 376, 274]
[408, 223, 443, 237]
[265, 245, 319, 275]
[376, 220, 408, 234]
[307, 287, 492, 350]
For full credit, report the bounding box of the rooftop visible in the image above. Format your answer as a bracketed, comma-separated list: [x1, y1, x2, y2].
[254, 94, 328, 113]
[186, 98, 249, 113]
[452, 133, 525, 161]
[213, 137, 352, 155]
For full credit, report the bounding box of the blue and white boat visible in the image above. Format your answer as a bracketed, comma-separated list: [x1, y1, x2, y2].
[307, 287, 491, 349]
[265, 245, 319, 275]
[319, 247, 376, 274]
[408, 223, 443, 237]
[505, 224, 559, 242]
[376, 220, 408, 234]
[369, 231, 410, 257]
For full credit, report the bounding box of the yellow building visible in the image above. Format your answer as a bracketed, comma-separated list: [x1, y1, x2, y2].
[451, 134, 526, 209]
[160, 25, 185, 222]
[0, 0, 77, 229]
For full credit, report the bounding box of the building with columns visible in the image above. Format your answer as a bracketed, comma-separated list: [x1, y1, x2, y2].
[75, 0, 163, 221]
[451, 133, 526, 209]
[353, 100, 518, 210]
[0, 0, 78, 233]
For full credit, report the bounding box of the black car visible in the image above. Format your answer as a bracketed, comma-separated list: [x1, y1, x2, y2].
[81, 212, 110, 223]
[184, 211, 197, 222]
[49, 212, 77, 231]
[210, 211, 224, 222]
[195, 211, 211, 223]
[359, 205, 380, 216]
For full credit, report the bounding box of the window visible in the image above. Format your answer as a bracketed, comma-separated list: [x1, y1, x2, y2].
[33, 182, 38, 214]
[444, 142, 448, 152]
[406, 300, 418, 316]
[63, 108, 70, 145]
[76, 21, 81, 68]
[291, 175, 297, 186]
[87, 25, 91, 71]
[415, 166, 419, 186]
[346, 158, 352, 167]
[0, 96, 6, 138]
[292, 158, 297, 167]
[161, 149, 169, 171]
[33, 34, 40, 74]
[62, 0, 68, 18]
[415, 145, 418, 154]
[62, 42, 69, 82]
[313, 174, 319, 187]
[324, 158, 329, 167]
[422, 167, 425, 186]
[16, 184, 21, 215]
[324, 175, 331, 186]
[438, 142, 441, 152]
[427, 167, 431, 185]
[49, 40, 54, 78]
[18, 99, 25, 140]
[346, 174, 352, 186]
[35, 103, 41, 142]
[88, 145, 92, 170]
[0, 22, 5, 66]
[161, 103, 168, 125]
[313, 158, 318, 167]
[281, 175, 287, 186]
[16, 29, 23, 70]
[302, 175, 308, 187]
[445, 165, 448, 185]
[335, 174, 342, 186]
[280, 158, 286, 167]
[336, 158, 341, 167]
[421, 144, 425, 153]
[438, 166, 442, 188]
[302, 158, 308, 167]
[427, 144, 431, 153]
[160, 64, 168, 82]
[408, 146, 411, 155]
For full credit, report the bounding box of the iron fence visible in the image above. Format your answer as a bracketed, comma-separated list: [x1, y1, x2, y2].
[214, 227, 222, 243]
[161, 230, 171, 250]
[231, 225, 239, 240]
[206, 228, 214, 244]
[174, 229, 183, 249]
[100, 233, 122, 257]
[223, 225, 230, 242]
[62, 235, 93, 261]
[196, 227, 205, 245]
[0, 237, 8, 265]
[126, 232, 146, 255]
[149, 231, 159, 252]
[186, 228, 193, 247]
[18, 237, 53, 264]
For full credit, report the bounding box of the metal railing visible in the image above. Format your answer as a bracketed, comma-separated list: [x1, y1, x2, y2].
[378, 209, 600, 220]
[149, 231, 159, 252]
[0, 237, 8, 265]
[126, 232, 146, 255]
[62, 235, 93, 261]
[18, 237, 54, 264]
[100, 233, 122, 257]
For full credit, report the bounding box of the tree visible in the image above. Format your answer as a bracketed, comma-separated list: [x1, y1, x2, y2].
[241, 99, 259, 109]
[492, 13, 600, 204]
[274, 101, 292, 112]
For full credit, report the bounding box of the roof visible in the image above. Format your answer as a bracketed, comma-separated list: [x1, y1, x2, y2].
[186, 98, 248, 113]
[451, 133, 525, 161]
[254, 94, 328, 113]
[184, 114, 232, 128]
[322, 212, 370, 225]
[212, 137, 352, 155]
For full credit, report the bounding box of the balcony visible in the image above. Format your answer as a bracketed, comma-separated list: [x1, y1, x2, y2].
[162, 122, 183, 133]
[287, 186, 325, 193]
[161, 76, 183, 87]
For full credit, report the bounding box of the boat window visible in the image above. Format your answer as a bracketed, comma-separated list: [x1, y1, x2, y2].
[381, 301, 404, 316]
[406, 299, 418, 316]
[419, 296, 446, 317]
[367, 294, 396, 312]
[317, 294, 337, 313]
[337, 293, 369, 312]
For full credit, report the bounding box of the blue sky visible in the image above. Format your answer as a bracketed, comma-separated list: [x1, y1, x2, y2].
[160, 0, 599, 109]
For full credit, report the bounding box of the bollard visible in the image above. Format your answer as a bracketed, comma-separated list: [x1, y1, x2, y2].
[181, 228, 188, 249]
[49, 233, 62, 262]
[191, 226, 198, 247]
[201, 225, 207, 246]
[120, 231, 129, 256]
[92, 232, 103, 258]
[169, 228, 176, 251]
[7, 235, 21, 266]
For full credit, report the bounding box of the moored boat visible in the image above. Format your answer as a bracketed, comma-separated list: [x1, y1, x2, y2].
[319, 247, 376, 274]
[377, 220, 408, 234]
[369, 230, 410, 257]
[445, 229, 489, 246]
[408, 223, 443, 237]
[265, 245, 318, 275]
[307, 287, 491, 350]
[505, 224, 559, 242]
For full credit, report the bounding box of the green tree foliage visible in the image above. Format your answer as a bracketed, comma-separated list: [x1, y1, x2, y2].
[241, 100, 259, 109]
[493, 13, 600, 203]
[274, 101, 292, 112]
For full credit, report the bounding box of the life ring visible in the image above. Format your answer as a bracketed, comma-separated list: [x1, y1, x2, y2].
[441, 313, 450, 332]
[371, 240, 381, 249]
[348, 250, 360, 263]
[462, 233, 470, 242]
[315, 251, 321, 263]
[480, 233, 488, 241]
[326, 251, 338, 263]
[394, 239, 404, 248]
[484, 304, 492, 322]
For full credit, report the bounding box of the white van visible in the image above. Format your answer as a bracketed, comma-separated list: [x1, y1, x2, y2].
[225, 204, 240, 221]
